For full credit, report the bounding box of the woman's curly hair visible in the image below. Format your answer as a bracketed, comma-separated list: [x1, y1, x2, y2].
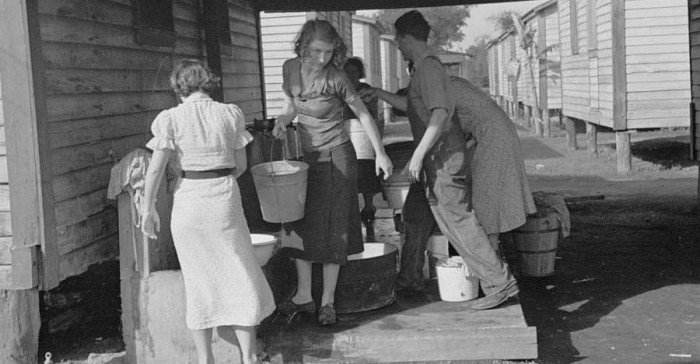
[294, 20, 348, 69]
[169, 59, 221, 97]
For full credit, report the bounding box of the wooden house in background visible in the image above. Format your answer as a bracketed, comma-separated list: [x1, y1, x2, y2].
[558, 0, 690, 173]
[487, 30, 519, 117]
[516, 0, 561, 137]
[437, 50, 471, 79]
[260, 11, 353, 117]
[352, 14, 383, 88]
[380, 34, 402, 122]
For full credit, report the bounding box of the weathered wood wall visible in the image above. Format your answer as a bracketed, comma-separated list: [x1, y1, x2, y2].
[260, 11, 353, 118]
[624, 0, 689, 129]
[560, 0, 689, 129]
[37, 0, 264, 286]
[222, 0, 265, 120]
[352, 15, 383, 88]
[560, 0, 597, 123]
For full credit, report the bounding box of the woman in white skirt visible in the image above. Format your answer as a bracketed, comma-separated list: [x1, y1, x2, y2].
[141, 59, 275, 364]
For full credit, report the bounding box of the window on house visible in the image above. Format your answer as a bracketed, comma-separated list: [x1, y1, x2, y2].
[510, 35, 516, 60]
[570, 0, 579, 55]
[587, 0, 598, 51]
[134, 0, 176, 47]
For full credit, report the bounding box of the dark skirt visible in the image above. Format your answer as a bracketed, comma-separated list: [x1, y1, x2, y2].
[356, 159, 383, 194]
[288, 141, 364, 264]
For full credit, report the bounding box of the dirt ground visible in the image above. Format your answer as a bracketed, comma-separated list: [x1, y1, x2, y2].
[514, 123, 700, 364]
[39, 120, 700, 363]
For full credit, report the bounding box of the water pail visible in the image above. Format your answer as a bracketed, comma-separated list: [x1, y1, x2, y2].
[250, 234, 278, 266]
[344, 119, 375, 159]
[513, 214, 560, 277]
[251, 160, 309, 223]
[435, 257, 479, 302]
[383, 182, 410, 210]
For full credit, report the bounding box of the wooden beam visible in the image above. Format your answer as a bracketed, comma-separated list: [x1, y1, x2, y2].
[586, 122, 598, 157]
[0, 287, 40, 364]
[611, 0, 627, 131]
[0, 0, 58, 289]
[616, 131, 632, 176]
[565, 116, 578, 151]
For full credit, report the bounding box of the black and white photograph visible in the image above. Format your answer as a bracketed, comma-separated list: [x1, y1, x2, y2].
[0, 0, 698, 363]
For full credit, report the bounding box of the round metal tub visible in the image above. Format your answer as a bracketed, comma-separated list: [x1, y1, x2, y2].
[312, 243, 398, 314]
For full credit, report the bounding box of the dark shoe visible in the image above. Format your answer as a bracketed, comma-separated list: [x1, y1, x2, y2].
[471, 280, 519, 310]
[278, 297, 316, 316]
[361, 207, 377, 241]
[317, 304, 337, 326]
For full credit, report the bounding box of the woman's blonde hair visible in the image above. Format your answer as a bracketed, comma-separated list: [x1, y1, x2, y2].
[294, 20, 347, 69]
[169, 59, 221, 97]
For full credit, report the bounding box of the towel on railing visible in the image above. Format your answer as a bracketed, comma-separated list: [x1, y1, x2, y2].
[107, 148, 174, 227]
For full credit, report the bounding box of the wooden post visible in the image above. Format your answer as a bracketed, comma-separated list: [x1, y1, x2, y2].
[535, 108, 544, 138]
[616, 131, 632, 175]
[542, 108, 551, 138]
[586, 122, 598, 157]
[565, 116, 578, 151]
[0, 0, 57, 361]
[524, 106, 531, 129]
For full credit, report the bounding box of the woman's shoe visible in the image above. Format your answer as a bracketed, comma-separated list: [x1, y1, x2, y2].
[277, 297, 316, 316]
[361, 206, 377, 241]
[317, 304, 337, 326]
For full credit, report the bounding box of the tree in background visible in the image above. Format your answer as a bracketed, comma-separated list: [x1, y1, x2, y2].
[487, 10, 519, 34]
[372, 6, 471, 50]
[466, 34, 491, 88]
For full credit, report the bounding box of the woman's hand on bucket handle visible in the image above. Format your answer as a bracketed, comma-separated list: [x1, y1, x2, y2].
[272, 119, 287, 140]
[375, 152, 393, 180]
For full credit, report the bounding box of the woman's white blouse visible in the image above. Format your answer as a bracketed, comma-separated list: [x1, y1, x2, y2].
[146, 93, 254, 171]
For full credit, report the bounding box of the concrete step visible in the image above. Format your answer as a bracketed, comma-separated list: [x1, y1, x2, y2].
[263, 281, 537, 363]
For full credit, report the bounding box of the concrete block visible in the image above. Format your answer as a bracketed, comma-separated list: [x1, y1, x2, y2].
[0, 288, 40, 364]
[123, 271, 243, 364]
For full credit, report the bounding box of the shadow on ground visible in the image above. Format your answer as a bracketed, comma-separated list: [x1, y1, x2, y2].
[508, 196, 700, 363]
[599, 135, 696, 169]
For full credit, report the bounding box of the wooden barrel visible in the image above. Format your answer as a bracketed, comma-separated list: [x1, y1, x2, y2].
[513, 214, 560, 277]
[312, 243, 397, 314]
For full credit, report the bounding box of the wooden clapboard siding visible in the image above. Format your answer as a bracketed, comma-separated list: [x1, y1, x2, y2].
[260, 11, 353, 118]
[0, 70, 10, 265]
[544, 3, 561, 110]
[690, 0, 700, 157]
[487, 46, 496, 97]
[625, 0, 689, 129]
[222, 0, 263, 121]
[380, 35, 399, 93]
[36, 0, 265, 284]
[260, 12, 306, 117]
[352, 15, 383, 88]
[596, 0, 614, 127]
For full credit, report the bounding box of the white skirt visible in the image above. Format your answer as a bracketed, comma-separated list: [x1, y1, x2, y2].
[171, 175, 276, 330]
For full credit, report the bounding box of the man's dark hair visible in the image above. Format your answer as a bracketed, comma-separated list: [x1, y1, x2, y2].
[394, 10, 430, 41]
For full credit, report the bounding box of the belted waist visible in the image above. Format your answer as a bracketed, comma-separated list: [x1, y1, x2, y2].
[181, 168, 234, 179]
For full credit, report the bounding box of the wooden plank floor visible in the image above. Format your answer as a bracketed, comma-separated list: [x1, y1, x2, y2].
[262, 281, 537, 363]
